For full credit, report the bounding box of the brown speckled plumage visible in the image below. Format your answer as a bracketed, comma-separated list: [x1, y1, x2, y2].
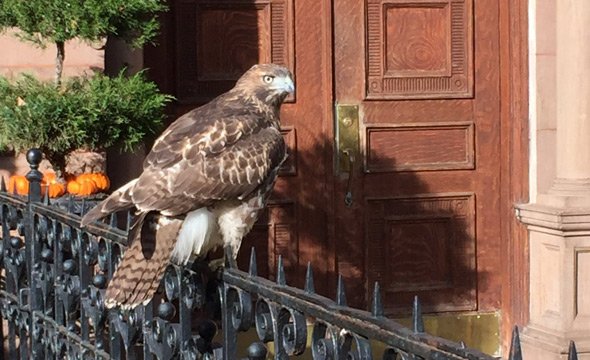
[81, 64, 292, 309]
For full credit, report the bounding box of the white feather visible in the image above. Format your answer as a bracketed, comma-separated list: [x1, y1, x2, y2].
[171, 207, 220, 265]
[215, 197, 264, 258]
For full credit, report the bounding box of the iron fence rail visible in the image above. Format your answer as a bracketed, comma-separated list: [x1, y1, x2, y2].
[0, 149, 577, 359]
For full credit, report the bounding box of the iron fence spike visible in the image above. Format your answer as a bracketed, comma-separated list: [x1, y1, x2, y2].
[110, 213, 118, 228]
[304, 262, 315, 293]
[412, 296, 424, 333]
[337, 274, 347, 306]
[43, 190, 50, 205]
[371, 282, 384, 317]
[126, 210, 133, 232]
[508, 326, 523, 360]
[277, 255, 286, 285]
[68, 194, 75, 212]
[224, 246, 232, 267]
[1, 176, 6, 192]
[249, 247, 257, 276]
[568, 341, 578, 360]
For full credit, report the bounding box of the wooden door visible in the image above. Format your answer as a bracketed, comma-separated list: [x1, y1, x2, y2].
[144, 0, 526, 322]
[333, 0, 503, 315]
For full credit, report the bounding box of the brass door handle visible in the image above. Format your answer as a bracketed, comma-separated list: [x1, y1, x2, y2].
[342, 149, 355, 207]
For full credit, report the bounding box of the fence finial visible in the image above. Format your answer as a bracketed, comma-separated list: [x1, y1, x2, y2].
[25, 148, 44, 202]
[508, 326, 522, 360]
[371, 282, 384, 317]
[568, 341, 578, 360]
[337, 274, 347, 306]
[126, 210, 133, 232]
[276, 255, 286, 285]
[42, 189, 50, 205]
[304, 262, 315, 294]
[412, 296, 424, 333]
[1, 177, 6, 192]
[249, 247, 258, 276]
[67, 194, 75, 212]
[247, 342, 268, 360]
[109, 213, 118, 228]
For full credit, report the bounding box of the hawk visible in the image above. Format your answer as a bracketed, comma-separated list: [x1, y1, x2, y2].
[81, 64, 293, 309]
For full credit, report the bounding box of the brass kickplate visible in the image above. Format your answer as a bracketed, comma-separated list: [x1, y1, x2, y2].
[394, 312, 501, 356]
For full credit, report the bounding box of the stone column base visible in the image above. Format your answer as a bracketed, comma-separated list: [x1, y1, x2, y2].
[516, 203, 590, 360]
[521, 325, 590, 359]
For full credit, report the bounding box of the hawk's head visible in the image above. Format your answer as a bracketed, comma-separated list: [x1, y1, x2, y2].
[234, 64, 295, 106]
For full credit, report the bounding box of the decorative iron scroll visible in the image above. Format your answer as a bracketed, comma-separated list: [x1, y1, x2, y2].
[0, 149, 574, 359]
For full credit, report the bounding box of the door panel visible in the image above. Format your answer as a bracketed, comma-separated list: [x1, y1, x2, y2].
[334, 0, 502, 314]
[366, 192, 476, 313]
[365, 0, 473, 100]
[362, 121, 475, 172]
[174, 0, 295, 104]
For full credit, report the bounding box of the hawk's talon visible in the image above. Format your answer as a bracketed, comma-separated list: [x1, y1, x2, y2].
[208, 258, 225, 272]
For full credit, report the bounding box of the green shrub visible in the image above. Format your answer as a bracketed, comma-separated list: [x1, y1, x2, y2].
[0, 72, 173, 172]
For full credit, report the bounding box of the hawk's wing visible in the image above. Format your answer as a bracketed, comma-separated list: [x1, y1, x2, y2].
[132, 123, 286, 215]
[80, 99, 285, 225]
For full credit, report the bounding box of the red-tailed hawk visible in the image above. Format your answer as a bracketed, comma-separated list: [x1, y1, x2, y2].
[81, 64, 293, 309]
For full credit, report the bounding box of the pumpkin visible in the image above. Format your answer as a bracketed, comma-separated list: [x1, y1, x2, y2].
[47, 183, 66, 198]
[66, 180, 81, 195]
[90, 173, 110, 192]
[7, 172, 68, 198]
[65, 173, 109, 196]
[78, 178, 98, 195]
[41, 172, 66, 198]
[66, 177, 98, 196]
[8, 175, 29, 195]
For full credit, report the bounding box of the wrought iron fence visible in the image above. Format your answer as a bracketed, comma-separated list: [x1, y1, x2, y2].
[0, 149, 579, 359]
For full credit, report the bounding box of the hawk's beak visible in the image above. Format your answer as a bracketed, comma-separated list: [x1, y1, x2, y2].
[279, 76, 295, 94]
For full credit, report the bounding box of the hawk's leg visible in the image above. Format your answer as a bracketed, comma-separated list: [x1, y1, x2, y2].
[206, 246, 237, 271]
[224, 245, 238, 269]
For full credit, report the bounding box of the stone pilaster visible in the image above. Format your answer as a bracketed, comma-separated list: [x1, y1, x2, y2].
[516, 205, 590, 359]
[517, 0, 590, 358]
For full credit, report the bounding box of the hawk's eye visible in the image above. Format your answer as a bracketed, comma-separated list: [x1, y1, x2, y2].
[263, 75, 275, 84]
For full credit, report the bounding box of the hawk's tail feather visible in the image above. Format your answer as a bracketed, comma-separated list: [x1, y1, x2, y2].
[104, 212, 182, 309]
[80, 179, 138, 227]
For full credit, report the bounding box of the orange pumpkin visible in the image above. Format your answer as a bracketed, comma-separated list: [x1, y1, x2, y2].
[66, 180, 81, 195]
[65, 173, 109, 196]
[40, 172, 66, 198]
[90, 173, 110, 192]
[78, 178, 98, 195]
[67, 178, 98, 196]
[47, 182, 66, 198]
[8, 175, 29, 195]
[75, 173, 92, 183]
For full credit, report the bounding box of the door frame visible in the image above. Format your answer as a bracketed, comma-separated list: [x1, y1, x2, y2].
[497, 0, 529, 350]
